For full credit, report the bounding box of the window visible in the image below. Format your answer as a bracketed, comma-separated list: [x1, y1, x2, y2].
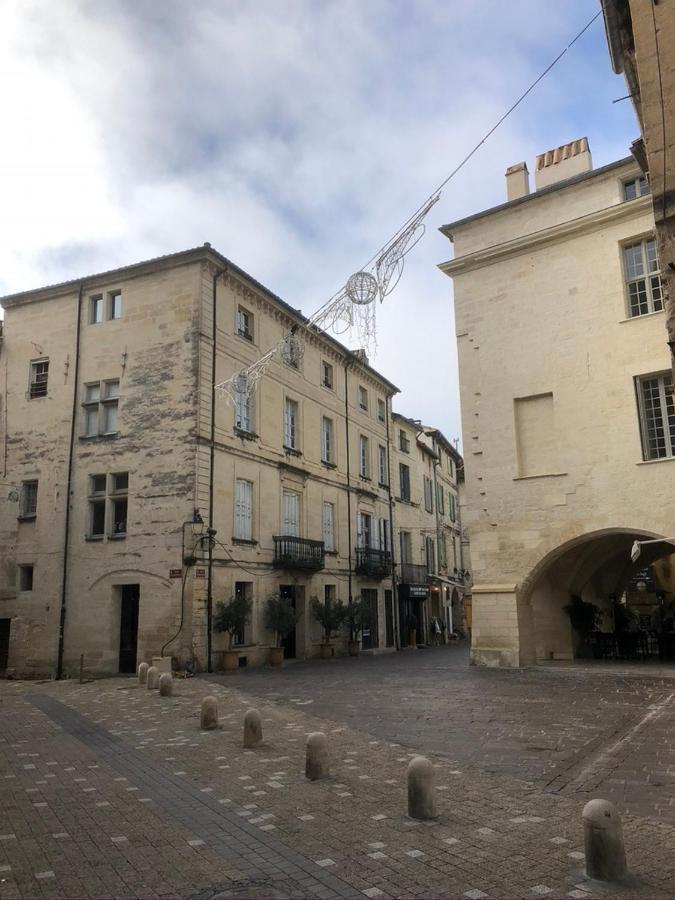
[448, 456, 454, 479]
[20, 480, 38, 518]
[436, 482, 445, 515]
[29, 359, 49, 399]
[426, 537, 435, 574]
[18, 565, 34, 592]
[235, 383, 253, 433]
[636, 372, 675, 460]
[321, 417, 334, 464]
[623, 175, 649, 201]
[400, 530, 412, 564]
[82, 380, 119, 436]
[282, 491, 300, 537]
[359, 434, 370, 478]
[423, 476, 434, 513]
[358, 386, 368, 411]
[399, 463, 411, 501]
[358, 512, 372, 548]
[284, 399, 299, 450]
[448, 491, 456, 522]
[439, 534, 447, 569]
[378, 445, 388, 486]
[399, 430, 410, 453]
[90, 295, 103, 324]
[109, 290, 123, 320]
[234, 582, 252, 645]
[623, 238, 663, 317]
[376, 517, 390, 551]
[237, 306, 253, 341]
[88, 472, 128, 539]
[323, 502, 335, 551]
[321, 361, 333, 389]
[234, 479, 253, 540]
[377, 398, 386, 423]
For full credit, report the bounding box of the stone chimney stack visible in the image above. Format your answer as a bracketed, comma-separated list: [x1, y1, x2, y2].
[534, 137, 592, 190]
[505, 162, 530, 201]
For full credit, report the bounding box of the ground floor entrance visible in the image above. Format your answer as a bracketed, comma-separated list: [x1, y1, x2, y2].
[118, 585, 139, 674]
[0, 619, 10, 670]
[361, 588, 379, 649]
[280, 585, 297, 659]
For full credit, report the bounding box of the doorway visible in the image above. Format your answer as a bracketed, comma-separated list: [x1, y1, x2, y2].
[280, 585, 297, 659]
[361, 588, 379, 649]
[118, 585, 139, 673]
[0, 619, 10, 670]
[384, 590, 394, 647]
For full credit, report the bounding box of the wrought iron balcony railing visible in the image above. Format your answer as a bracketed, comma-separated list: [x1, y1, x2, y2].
[355, 547, 392, 580]
[398, 563, 429, 585]
[273, 536, 325, 571]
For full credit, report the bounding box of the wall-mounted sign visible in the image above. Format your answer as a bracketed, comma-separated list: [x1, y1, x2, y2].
[195, 568, 206, 579]
[169, 569, 182, 579]
[408, 585, 429, 599]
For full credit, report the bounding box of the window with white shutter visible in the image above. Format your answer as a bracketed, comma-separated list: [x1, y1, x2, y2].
[234, 479, 253, 540]
[357, 512, 372, 548]
[378, 445, 387, 485]
[359, 435, 369, 478]
[284, 399, 299, 449]
[235, 384, 253, 432]
[282, 491, 300, 536]
[322, 502, 335, 551]
[321, 417, 334, 463]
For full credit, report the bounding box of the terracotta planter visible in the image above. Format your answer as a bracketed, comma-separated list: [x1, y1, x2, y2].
[269, 646, 284, 667]
[223, 650, 239, 673]
[319, 643, 333, 660]
[348, 640, 360, 657]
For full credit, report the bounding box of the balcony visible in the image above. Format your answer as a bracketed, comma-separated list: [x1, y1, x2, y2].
[355, 547, 392, 580]
[273, 536, 325, 571]
[399, 563, 429, 585]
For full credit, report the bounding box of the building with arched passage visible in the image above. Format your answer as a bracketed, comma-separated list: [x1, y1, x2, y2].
[439, 139, 675, 666]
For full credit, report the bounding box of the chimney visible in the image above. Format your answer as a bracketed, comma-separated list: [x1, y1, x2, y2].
[534, 137, 592, 190]
[352, 349, 369, 365]
[505, 162, 530, 201]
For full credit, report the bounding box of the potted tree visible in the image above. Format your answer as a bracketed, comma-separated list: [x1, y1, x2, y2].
[311, 595, 348, 658]
[213, 593, 252, 672]
[346, 598, 373, 656]
[264, 593, 299, 666]
[564, 594, 601, 658]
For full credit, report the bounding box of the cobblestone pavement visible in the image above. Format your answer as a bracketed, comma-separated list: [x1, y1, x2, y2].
[220, 644, 675, 825]
[0, 658, 673, 899]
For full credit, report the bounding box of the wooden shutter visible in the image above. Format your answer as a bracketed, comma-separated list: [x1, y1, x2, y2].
[234, 480, 252, 540]
[323, 502, 334, 550]
[283, 491, 299, 536]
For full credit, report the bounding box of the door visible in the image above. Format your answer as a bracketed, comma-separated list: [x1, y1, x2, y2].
[280, 584, 296, 659]
[384, 590, 394, 647]
[361, 589, 379, 650]
[118, 585, 139, 673]
[282, 492, 300, 537]
[0, 620, 10, 670]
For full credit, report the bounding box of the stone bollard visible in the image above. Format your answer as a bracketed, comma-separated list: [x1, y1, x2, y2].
[158, 673, 173, 697]
[146, 666, 160, 690]
[407, 755, 437, 821]
[583, 799, 628, 882]
[243, 709, 262, 748]
[305, 732, 329, 781]
[200, 696, 218, 731]
[137, 662, 149, 685]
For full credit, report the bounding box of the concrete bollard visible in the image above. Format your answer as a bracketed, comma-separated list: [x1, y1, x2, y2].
[146, 666, 160, 690]
[305, 732, 329, 781]
[158, 673, 173, 697]
[583, 799, 628, 882]
[137, 662, 149, 685]
[407, 755, 437, 821]
[200, 696, 218, 730]
[243, 708, 262, 748]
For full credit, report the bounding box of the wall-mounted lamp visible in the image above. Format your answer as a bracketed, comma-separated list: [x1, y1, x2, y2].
[668, 339, 675, 360]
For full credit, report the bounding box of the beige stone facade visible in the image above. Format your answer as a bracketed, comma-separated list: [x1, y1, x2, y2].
[0, 246, 466, 676]
[440, 145, 675, 667]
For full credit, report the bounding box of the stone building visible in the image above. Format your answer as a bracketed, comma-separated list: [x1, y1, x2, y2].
[439, 139, 675, 667]
[0, 244, 466, 676]
[602, 0, 675, 384]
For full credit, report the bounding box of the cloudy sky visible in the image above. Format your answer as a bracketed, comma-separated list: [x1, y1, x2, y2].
[0, 0, 637, 444]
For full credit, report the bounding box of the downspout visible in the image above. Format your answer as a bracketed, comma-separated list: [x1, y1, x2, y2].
[57, 283, 84, 679]
[343, 360, 353, 626]
[207, 266, 226, 673]
[385, 396, 399, 649]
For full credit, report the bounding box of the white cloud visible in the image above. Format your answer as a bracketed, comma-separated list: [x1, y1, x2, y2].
[0, 0, 636, 442]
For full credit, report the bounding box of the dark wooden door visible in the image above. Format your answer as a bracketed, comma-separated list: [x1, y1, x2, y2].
[280, 585, 296, 659]
[118, 585, 139, 673]
[361, 589, 379, 649]
[0, 620, 10, 670]
[384, 590, 394, 647]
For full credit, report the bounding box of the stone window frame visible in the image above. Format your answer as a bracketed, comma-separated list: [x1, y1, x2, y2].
[621, 235, 663, 318]
[635, 371, 675, 461]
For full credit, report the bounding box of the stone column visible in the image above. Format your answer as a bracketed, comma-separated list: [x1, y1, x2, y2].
[305, 732, 329, 780]
[243, 709, 262, 748]
[158, 673, 173, 697]
[583, 799, 628, 882]
[137, 662, 149, 685]
[146, 666, 160, 690]
[407, 755, 436, 820]
[200, 696, 218, 730]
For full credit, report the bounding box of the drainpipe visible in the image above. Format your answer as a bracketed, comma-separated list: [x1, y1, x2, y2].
[343, 360, 354, 628]
[432, 448, 442, 609]
[385, 396, 399, 649]
[207, 266, 226, 673]
[57, 283, 84, 679]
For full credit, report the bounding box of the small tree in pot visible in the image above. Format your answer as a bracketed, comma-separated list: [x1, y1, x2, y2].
[311, 595, 348, 658]
[346, 598, 373, 656]
[213, 593, 252, 672]
[264, 593, 299, 666]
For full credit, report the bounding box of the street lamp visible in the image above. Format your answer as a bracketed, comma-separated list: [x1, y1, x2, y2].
[630, 537, 675, 563]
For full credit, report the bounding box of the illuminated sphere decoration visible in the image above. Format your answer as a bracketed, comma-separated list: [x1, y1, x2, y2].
[346, 271, 378, 306]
